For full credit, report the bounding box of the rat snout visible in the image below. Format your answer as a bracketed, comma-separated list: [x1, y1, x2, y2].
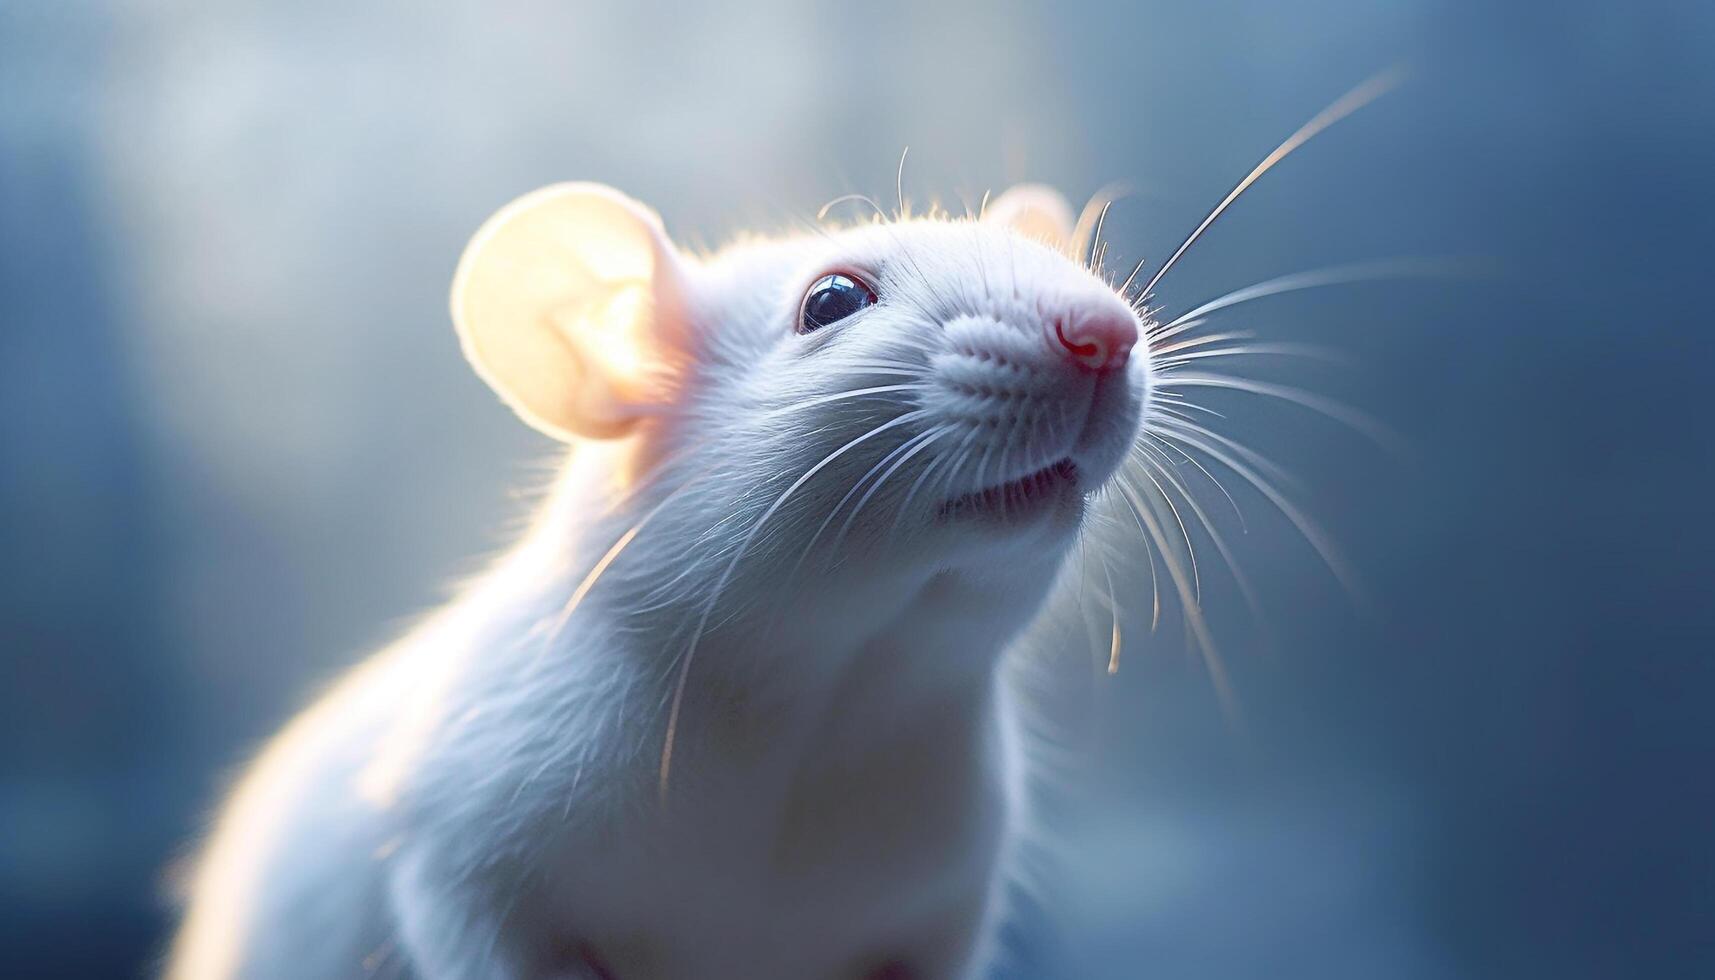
[1053, 306, 1138, 372]
[920, 296, 1147, 529]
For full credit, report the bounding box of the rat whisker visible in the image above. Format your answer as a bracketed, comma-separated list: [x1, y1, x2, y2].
[968, 433, 999, 503]
[890, 425, 981, 539]
[775, 199, 843, 245]
[1088, 199, 1113, 272]
[1138, 68, 1403, 303]
[816, 193, 890, 224]
[1104, 480, 1163, 634]
[1111, 473, 1238, 721]
[1070, 184, 1127, 264]
[1157, 256, 1468, 334]
[1154, 372, 1401, 452]
[1100, 558, 1124, 675]
[795, 425, 943, 574]
[1148, 418, 1304, 495]
[1147, 316, 1212, 347]
[1150, 329, 1256, 357]
[1153, 341, 1345, 369]
[1154, 425, 1364, 604]
[1147, 430, 1247, 532]
[896, 146, 910, 220]
[834, 358, 927, 373]
[831, 427, 953, 551]
[889, 453, 952, 542]
[1125, 460, 1200, 602]
[1138, 440, 1267, 630]
[1117, 255, 1148, 299]
[1145, 522, 1162, 632]
[1148, 394, 1228, 422]
[1153, 312, 1232, 345]
[760, 383, 923, 421]
[936, 435, 980, 499]
[536, 489, 684, 652]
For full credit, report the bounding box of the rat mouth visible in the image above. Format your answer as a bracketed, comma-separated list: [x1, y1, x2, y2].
[939, 458, 1080, 520]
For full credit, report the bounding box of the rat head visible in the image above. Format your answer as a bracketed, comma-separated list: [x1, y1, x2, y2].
[453, 183, 1148, 605]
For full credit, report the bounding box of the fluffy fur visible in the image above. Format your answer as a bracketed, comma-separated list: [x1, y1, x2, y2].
[168, 206, 1150, 979]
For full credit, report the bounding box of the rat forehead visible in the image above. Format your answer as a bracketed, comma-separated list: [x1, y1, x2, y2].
[688, 217, 1109, 325]
[807, 219, 1075, 285]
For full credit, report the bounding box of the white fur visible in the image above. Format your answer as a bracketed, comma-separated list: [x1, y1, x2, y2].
[168, 213, 1149, 979]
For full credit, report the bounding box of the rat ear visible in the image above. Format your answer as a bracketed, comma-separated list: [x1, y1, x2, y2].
[983, 184, 1075, 252]
[451, 183, 691, 442]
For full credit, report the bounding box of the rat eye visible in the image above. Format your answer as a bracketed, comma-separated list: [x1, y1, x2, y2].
[799, 273, 876, 334]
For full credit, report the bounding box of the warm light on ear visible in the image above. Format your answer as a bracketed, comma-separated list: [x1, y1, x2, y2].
[588, 285, 652, 388]
[550, 282, 656, 402]
[452, 182, 686, 441]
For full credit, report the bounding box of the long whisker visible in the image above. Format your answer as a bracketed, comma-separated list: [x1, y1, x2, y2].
[1157, 256, 1465, 333]
[833, 360, 928, 375]
[1149, 418, 1304, 495]
[1101, 558, 1124, 675]
[1071, 184, 1127, 264]
[816, 193, 889, 223]
[1154, 372, 1402, 452]
[759, 383, 921, 421]
[1112, 474, 1238, 721]
[1139, 440, 1267, 629]
[891, 425, 978, 538]
[1148, 430, 1246, 531]
[1138, 68, 1404, 301]
[1126, 460, 1200, 602]
[539, 492, 678, 647]
[1150, 394, 1228, 422]
[1153, 342, 1343, 369]
[797, 426, 942, 572]
[1150, 329, 1255, 357]
[1118, 255, 1148, 298]
[1088, 199, 1113, 271]
[515, 462, 712, 630]
[1155, 425, 1365, 604]
[832, 427, 951, 549]
[896, 146, 910, 220]
[1102, 482, 1163, 634]
[1144, 316, 1208, 347]
[934, 433, 981, 500]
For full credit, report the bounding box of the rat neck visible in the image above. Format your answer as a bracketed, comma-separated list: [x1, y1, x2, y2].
[614, 567, 1047, 811]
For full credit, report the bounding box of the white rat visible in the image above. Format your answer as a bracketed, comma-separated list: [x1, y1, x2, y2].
[166, 180, 1148, 980]
[164, 69, 1405, 977]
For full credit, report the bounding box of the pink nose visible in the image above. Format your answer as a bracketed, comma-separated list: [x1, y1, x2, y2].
[1054, 309, 1138, 372]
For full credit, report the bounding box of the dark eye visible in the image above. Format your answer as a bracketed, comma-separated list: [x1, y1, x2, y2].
[799, 273, 877, 334]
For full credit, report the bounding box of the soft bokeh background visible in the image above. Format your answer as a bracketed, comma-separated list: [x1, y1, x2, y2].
[4, 1, 1712, 976]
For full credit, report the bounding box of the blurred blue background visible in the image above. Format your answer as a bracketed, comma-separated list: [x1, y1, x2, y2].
[3, 1, 1712, 977]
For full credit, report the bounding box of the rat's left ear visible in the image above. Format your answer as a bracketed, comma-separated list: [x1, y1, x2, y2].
[982, 183, 1075, 252]
[451, 183, 691, 442]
